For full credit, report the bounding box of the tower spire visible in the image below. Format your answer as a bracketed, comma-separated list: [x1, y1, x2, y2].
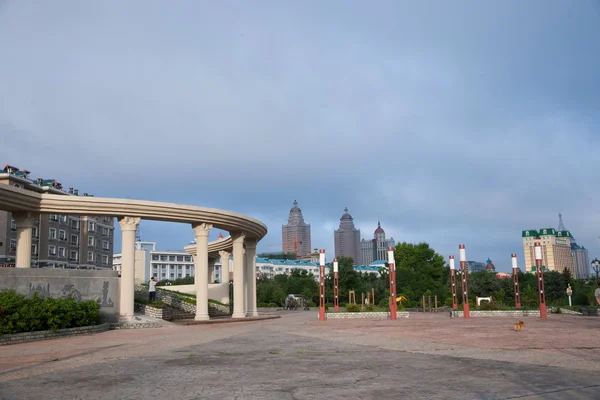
[558, 213, 565, 231]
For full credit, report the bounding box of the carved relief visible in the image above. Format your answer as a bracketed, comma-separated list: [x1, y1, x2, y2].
[118, 216, 141, 231]
[100, 281, 114, 307]
[28, 282, 50, 298]
[60, 284, 82, 302]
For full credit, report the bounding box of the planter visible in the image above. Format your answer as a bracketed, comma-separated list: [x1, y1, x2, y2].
[325, 311, 410, 320]
[449, 310, 541, 318]
[0, 323, 111, 346]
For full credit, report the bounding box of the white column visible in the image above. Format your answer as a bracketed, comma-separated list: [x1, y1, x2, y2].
[219, 250, 230, 282]
[245, 239, 258, 316]
[193, 223, 212, 321]
[13, 212, 37, 268]
[231, 231, 246, 318]
[118, 216, 141, 321]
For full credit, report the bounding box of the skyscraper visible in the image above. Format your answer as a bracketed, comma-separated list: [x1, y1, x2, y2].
[522, 227, 574, 273]
[281, 200, 311, 258]
[360, 221, 395, 265]
[333, 207, 361, 264]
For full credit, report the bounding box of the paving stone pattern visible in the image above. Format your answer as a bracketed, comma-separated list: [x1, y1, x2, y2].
[326, 311, 410, 319]
[450, 310, 541, 318]
[0, 323, 111, 346]
[1, 312, 599, 399]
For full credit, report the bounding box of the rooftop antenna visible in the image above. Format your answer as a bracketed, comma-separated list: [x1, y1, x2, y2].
[558, 213, 565, 231]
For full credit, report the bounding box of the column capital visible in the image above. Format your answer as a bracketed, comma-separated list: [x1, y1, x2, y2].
[218, 250, 230, 259]
[192, 222, 213, 237]
[13, 212, 38, 228]
[118, 216, 141, 231]
[230, 231, 246, 244]
[244, 238, 257, 250]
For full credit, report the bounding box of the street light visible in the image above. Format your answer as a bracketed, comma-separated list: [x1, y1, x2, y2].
[449, 255, 457, 310]
[534, 242, 547, 319]
[319, 249, 326, 321]
[388, 247, 397, 320]
[591, 258, 600, 282]
[333, 258, 339, 312]
[459, 244, 470, 318]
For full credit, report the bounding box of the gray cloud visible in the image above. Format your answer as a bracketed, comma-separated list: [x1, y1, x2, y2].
[0, 1, 598, 271]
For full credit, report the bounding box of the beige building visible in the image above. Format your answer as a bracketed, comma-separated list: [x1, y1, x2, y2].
[334, 207, 361, 264]
[0, 164, 115, 269]
[522, 228, 574, 273]
[361, 221, 395, 265]
[281, 200, 311, 258]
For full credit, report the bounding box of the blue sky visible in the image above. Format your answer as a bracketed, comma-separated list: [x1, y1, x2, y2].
[1, 1, 599, 272]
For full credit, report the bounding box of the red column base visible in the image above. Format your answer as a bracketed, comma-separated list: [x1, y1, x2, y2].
[463, 302, 470, 318]
[452, 303, 457, 310]
[539, 303, 547, 318]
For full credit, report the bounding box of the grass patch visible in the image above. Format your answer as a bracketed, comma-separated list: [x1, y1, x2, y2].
[268, 350, 280, 355]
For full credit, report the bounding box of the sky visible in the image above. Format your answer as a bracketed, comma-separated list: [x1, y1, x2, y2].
[0, 1, 599, 272]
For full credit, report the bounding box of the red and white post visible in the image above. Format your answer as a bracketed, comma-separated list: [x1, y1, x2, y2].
[319, 249, 326, 321]
[511, 254, 521, 309]
[534, 242, 547, 318]
[333, 258, 339, 312]
[449, 255, 457, 310]
[459, 244, 470, 318]
[388, 247, 397, 320]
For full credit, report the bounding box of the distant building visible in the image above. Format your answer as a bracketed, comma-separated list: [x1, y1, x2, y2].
[485, 258, 496, 273]
[466, 261, 486, 273]
[522, 227, 574, 273]
[0, 164, 115, 269]
[333, 207, 361, 264]
[281, 200, 311, 258]
[113, 241, 221, 284]
[360, 221, 395, 265]
[254, 257, 386, 281]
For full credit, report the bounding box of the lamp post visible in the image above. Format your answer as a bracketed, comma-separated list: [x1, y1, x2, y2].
[566, 284, 573, 307]
[449, 255, 457, 310]
[319, 249, 326, 321]
[459, 244, 470, 318]
[388, 247, 397, 320]
[534, 242, 547, 318]
[592, 258, 600, 282]
[333, 258, 339, 312]
[512, 254, 521, 309]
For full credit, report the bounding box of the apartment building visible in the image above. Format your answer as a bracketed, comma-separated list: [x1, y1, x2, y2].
[0, 164, 115, 269]
[522, 228, 574, 273]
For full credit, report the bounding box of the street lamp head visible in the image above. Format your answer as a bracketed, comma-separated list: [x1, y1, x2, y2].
[592, 258, 600, 266]
[387, 247, 394, 265]
[449, 255, 455, 270]
[319, 249, 325, 266]
[459, 244, 466, 262]
[534, 242, 542, 261]
[333, 258, 338, 273]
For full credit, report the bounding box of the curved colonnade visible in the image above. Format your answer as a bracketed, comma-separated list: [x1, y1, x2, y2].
[0, 184, 267, 321]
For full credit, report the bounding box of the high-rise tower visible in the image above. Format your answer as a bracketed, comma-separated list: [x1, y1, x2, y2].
[281, 200, 311, 258]
[333, 207, 361, 264]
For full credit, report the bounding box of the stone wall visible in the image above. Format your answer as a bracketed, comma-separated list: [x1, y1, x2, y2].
[326, 311, 410, 319]
[449, 310, 541, 318]
[0, 323, 111, 346]
[162, 283, 230, 304]
[135, 285, 229, 317]
[0, 268, 119, 322]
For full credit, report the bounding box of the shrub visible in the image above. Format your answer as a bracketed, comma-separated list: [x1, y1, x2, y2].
[0, 289, 101, 334]
[134, 297, 166, 308]
[478, 301, 499, 311]
[307, 301, 316, 307]
[366, 303, 374, 311]
[345, 303, 360, 312]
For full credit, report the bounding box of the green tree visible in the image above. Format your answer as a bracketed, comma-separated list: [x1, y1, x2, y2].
[393, 242, 446, 303]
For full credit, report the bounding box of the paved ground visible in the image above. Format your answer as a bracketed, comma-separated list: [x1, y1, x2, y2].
[1, 311, 599, 399]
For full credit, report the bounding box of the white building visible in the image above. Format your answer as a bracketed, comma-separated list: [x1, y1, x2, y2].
[255, 257, 386, 280]
[113, 241, 222, 284]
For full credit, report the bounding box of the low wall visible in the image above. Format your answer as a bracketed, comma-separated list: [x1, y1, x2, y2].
[135, 285, 229, 316]
[165, 283, 230, 304]
[134, 303, 193, 321]
[326, 311, 410, 320]
[0, 268, 120, 322]
[449, 310, 541, 318]
[0, 323, 111, 346]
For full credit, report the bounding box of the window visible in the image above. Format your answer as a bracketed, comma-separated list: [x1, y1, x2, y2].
[9, 239, 16, 250]
[58, 247, 66, 258]
[102, 227, 109, 236]
[87, 251, 94, 262]
[10, 220, 16, 230]
[31, 244, 37, 255]
[102, 240, 110, 250]
[70, 220, 79, 229]
[70, 235, 79, 246]
[88, 236, 95, 247]
[49, 228, 57, 239]
[70, 250, 78, 261]
[177, 255, 183, 261]
[88, 221, 96, 232]
[60, 215, 68, 223]
[59, 230, 67, 240]
[152, 255, 159, 261]
[32, 227, 38, 237]
[49, 214, 58, 221]
[169, 255, 176, 261]
[102, 255, 109, 265]
[49, 245, 57, 256]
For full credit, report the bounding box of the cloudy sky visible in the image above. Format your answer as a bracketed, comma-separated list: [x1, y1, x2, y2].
[1, 1, 599, 272]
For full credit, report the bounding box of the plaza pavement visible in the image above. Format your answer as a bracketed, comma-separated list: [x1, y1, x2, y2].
[0, 311, 599, 399]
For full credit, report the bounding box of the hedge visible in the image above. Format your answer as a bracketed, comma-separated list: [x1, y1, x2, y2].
[0, 289, 101, 334]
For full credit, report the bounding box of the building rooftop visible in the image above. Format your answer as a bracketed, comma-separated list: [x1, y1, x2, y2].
[1, 163, 92, 196]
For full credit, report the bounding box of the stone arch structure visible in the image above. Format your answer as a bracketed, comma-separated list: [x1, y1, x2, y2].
[0, 184, 267, 321]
